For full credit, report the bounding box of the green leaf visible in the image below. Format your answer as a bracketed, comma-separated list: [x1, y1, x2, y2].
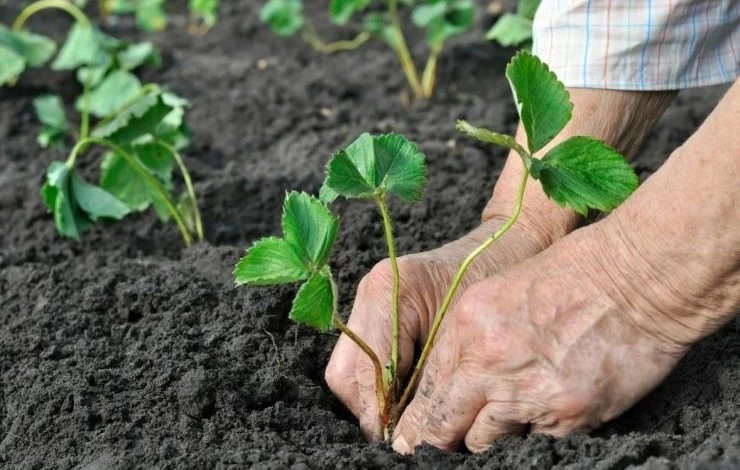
[330, 0, 371, 25]
[135, 0, 168, 31]
[412, 0, 475, 47]
[530, 136, 639, 215]
[289, 270, 335, 332]
[373, 133, 427, 202]
[70, 171, 131, 221]
[0, 25, 56, 67]
[517, 0, 541, 19]
[282, 191, 339, 268]
[41, 162, 92, 240]
[363, 13, 397, 48]
[92, 88, 174, 144]
[100, 145, 174, 220]
[52, 23, 100, 70]
[486, 13, 533, 47]
[260, 0, 304, 36]
[81, 69, 142, 118]
[234, 236, 310, 286]
[506, 51, 572, 154]
[0, 45, 25, 85]
[34, 95, 68, 148]
[324, 132, 427, 202]
[116, 42, 160, 70]
[456, 120, 522, 153]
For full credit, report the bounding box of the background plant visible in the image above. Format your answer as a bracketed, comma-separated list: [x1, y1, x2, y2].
[1, 0, 203, 245]
[235, 51, 638, 437]
[486, 0, 541, 49]
[97, 0, 220, 34]
[259, 0, 476, 99]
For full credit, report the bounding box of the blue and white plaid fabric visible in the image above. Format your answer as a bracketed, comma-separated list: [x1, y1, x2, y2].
[532, 0, 740, 90]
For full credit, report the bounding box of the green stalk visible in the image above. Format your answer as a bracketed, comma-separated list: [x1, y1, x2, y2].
[13, 0, 91, 30]
[374, 194, 400, 383]
[394, 164, 531, 421]
[421, 43, 442, 99]
[387, 0, 423, 99]
[79, 78, 91, 140]
[66, 137, 194, 246]
[153, 139, 205, 242]
[301, 24, 372, 54]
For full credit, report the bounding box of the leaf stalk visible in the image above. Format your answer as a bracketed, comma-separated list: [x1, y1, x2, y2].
[12, 0, 91, 30]
[301, 25, 372, 54]
[394, 162, 531, 421]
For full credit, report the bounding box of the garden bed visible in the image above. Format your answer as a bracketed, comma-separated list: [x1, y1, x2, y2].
[0, 1, 738, 468]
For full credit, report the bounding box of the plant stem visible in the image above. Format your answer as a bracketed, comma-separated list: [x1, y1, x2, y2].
[79, 78, 91, 140]
[421, 43, 442, 99]
[394, 165, 531, 421]
[301, 25, 372, 54]
[332, 316, 386, 421]
[374, 194, 400, 383]
[13, 0, 91, 30]
[66, 137, 194, 246]
[153, 139, 205, 242]
[387, 0, 423, 99]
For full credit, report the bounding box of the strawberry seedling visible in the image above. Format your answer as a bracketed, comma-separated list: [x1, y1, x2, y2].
[259, 0, 475, 99]
[99, 0, 220, 34]
[1, 0, 203, 246]
[235, 51, 639, 438]
[486, 0, 541, 49]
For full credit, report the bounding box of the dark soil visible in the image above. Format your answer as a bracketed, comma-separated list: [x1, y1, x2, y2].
[1, 1, 738, 469]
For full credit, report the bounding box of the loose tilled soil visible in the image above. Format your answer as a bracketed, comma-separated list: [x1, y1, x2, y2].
[0, 1, 738, 469]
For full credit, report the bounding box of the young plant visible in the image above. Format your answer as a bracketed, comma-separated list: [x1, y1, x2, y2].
[2, 0, 203, 246]
[486, 0, 541, 49]
[99, 0, 220, 34]
[234, 51, 639, 438]
[259, 0, 476, 99]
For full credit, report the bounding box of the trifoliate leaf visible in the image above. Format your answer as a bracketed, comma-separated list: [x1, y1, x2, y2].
[282, 191, 339, 268]
[81, 69, 143, 118]
[70, 171, 131, 221]
[117, 42, 160, 70]
[324, 132, 427, 202]
[486, 13, 533, 47]
[0, 25, 56, 67]
[456, 120, 522, 153]
[373, 133, 427, 202]
[52, 23, 100, 70]
[330, 0, 371, 25]
[506, 51, 572, 154]
[289, 270, 335, 332]
[34, 95, 68, 148]
[234, 237, 310, 286]
[530, 136, 639, 215]
[92, 89, 174, 144]
[260, 0, 304, 36]
[135, 0, 168, 31]
[0, 45, 25, 85]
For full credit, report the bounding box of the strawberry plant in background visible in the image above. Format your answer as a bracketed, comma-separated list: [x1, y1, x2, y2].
[486, 0, 541, 49]
[234, 51, 639, 438]
[259, 0, 476, 99]
[1, 0, 203, 246]
[98, 0, 220, 34]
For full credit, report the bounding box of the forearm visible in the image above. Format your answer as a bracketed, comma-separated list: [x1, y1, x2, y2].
[483, 88, 677, 244]
[597, 80, 740, 346]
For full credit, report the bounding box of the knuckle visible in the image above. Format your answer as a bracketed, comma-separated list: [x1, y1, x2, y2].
[324, 358, 352, 394]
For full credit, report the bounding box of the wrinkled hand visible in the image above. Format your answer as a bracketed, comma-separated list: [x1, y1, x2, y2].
[391, 224, 688, 453]
[325, 216, 556, 440]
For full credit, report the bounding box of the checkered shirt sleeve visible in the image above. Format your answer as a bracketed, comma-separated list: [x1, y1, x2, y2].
[531, 0, 740, 90]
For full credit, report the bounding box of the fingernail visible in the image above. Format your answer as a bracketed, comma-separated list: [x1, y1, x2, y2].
[392, 436, 412, 454]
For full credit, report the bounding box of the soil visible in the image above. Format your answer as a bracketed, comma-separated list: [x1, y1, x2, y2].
[0, 1, 738, 469]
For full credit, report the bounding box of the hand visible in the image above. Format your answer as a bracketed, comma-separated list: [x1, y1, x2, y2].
[325, 215, 559, 441]
[392, 224, 689, 453]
